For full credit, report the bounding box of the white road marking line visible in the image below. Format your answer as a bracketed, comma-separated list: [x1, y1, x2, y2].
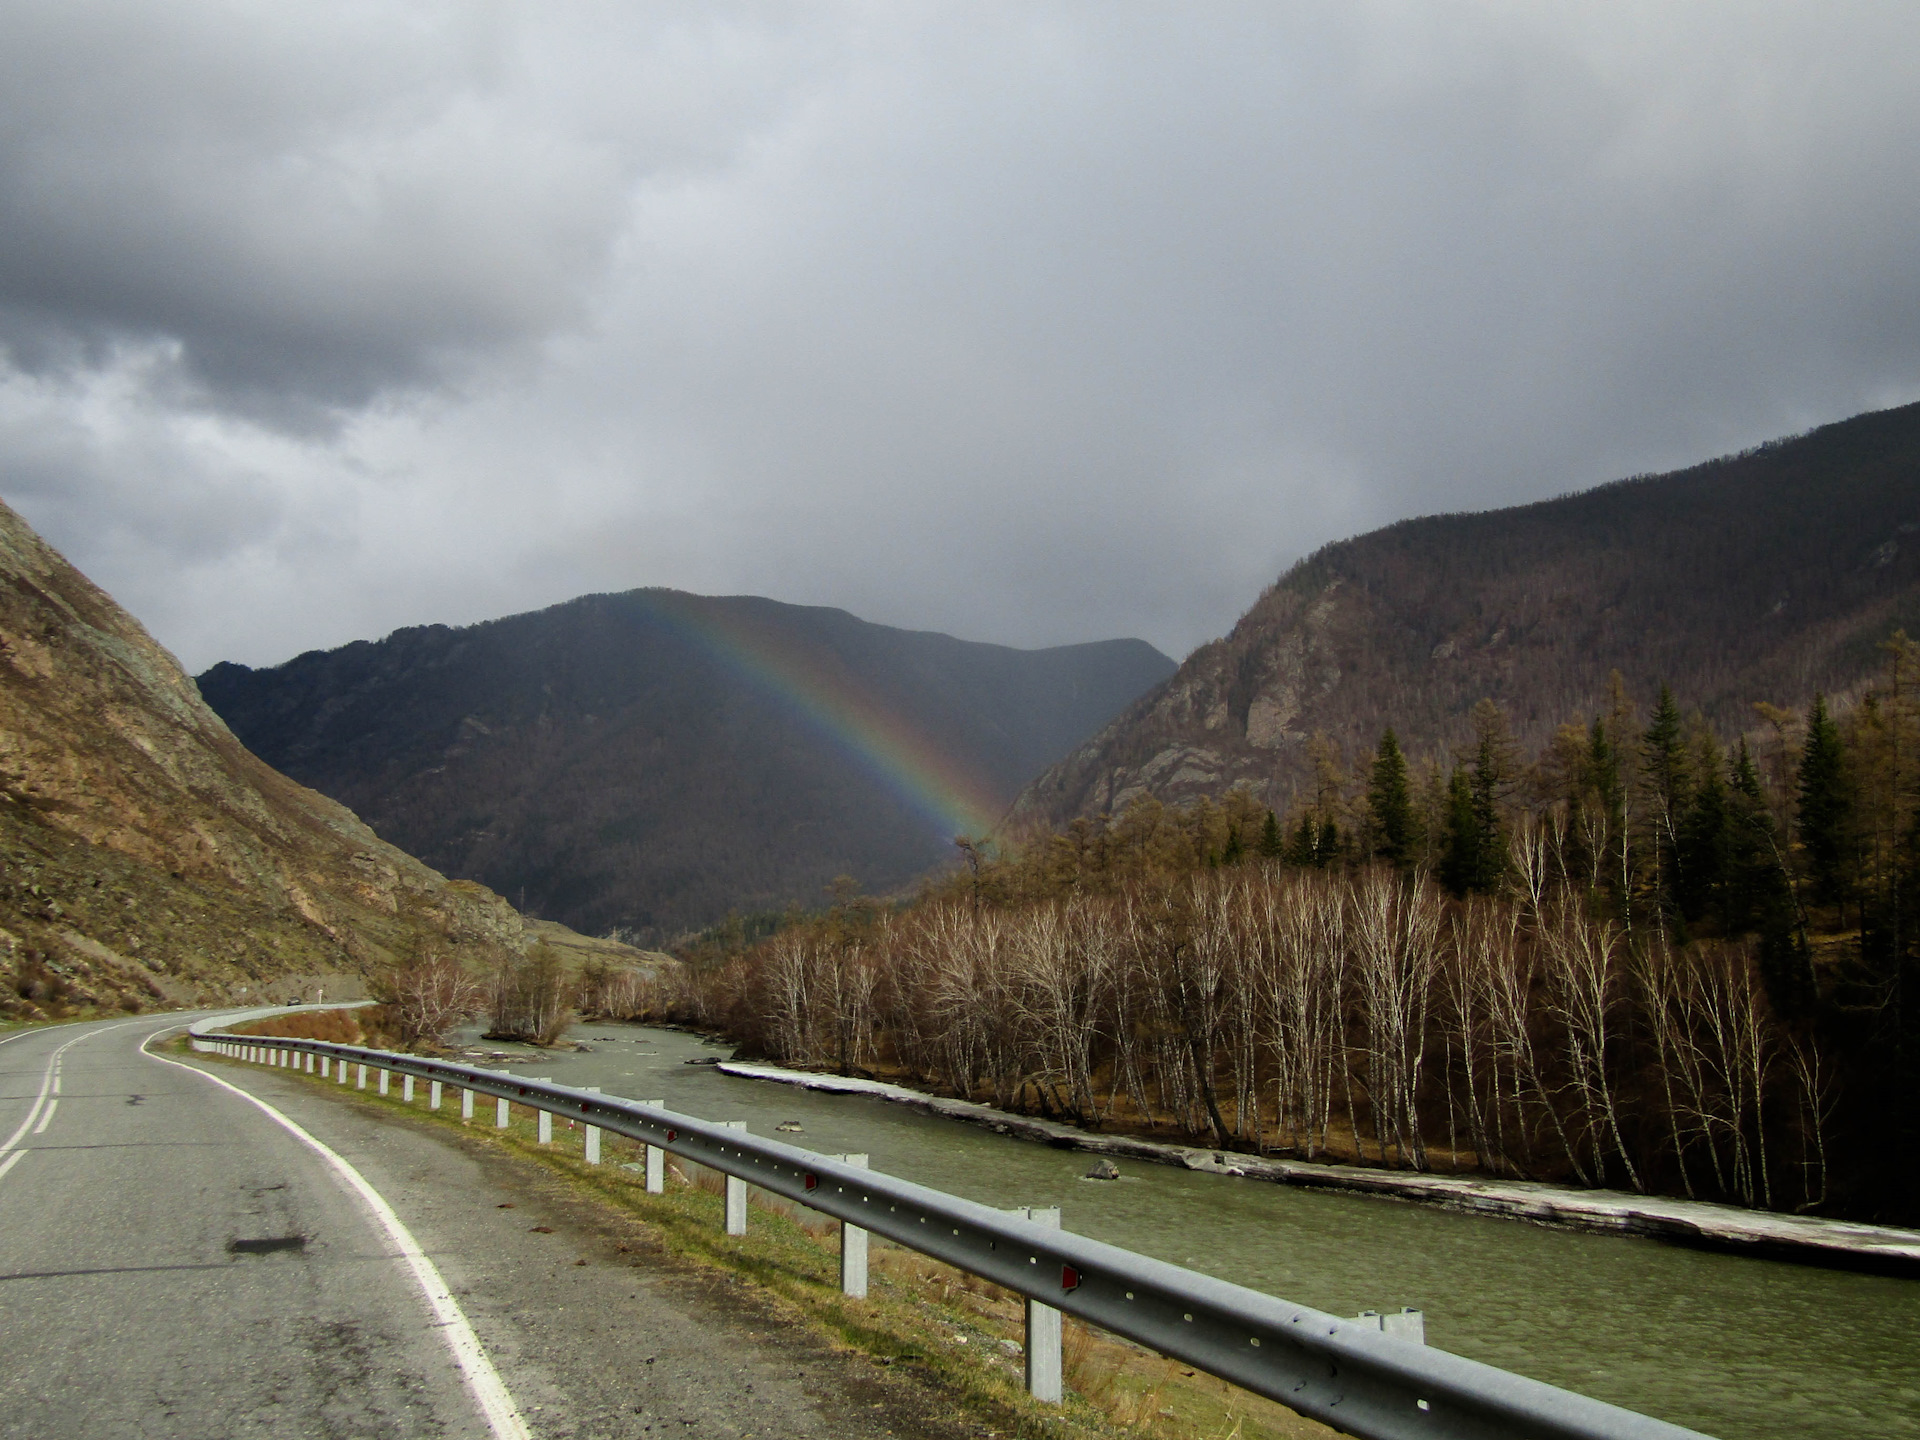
[0, 1151, 23, 1181]
[32, 1098, 56, 1133]
[1, 1022, 137, 1162]
[145, 1036, 532, 1440]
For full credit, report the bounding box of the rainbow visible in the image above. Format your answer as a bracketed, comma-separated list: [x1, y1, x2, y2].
[661, 595, 1004, 842]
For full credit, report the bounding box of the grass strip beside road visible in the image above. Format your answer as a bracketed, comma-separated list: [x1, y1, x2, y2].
[186, 1039, 1335, 1440]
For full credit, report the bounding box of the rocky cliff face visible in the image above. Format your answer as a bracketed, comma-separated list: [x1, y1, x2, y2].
[1013, 400, 1920, 829]
[0, 499, 524, 1017]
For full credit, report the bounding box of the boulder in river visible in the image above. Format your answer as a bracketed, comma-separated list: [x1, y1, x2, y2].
[776, 1120, 803, 1133]
[1084, 1158, 1121, 1181]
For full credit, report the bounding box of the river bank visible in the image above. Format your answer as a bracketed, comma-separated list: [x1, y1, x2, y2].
[716, 1060, 1920, 1276]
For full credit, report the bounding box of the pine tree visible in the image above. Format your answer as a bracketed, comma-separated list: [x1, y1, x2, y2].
[1798, 693, 1851, 909]
[1221, 826, 1244, 865]
[1640, 684, 1689, 924]
[1316, 818, 1339, 867]
[1285, 813, 1320, 867]
[1257, 809, 1284, 860]
[1726, 738, 1774, 932]
[1462, 702, 1513, 892]
[1367, 729, 1414, 865]
[1676, 735, 1727, 925]
[1438, 766, 1485, 896]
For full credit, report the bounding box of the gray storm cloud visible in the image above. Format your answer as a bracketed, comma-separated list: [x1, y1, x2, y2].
[2, 2, 1918, 672]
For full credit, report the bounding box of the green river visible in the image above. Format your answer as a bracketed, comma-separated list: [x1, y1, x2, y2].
[462, 1023, 1919, 1440]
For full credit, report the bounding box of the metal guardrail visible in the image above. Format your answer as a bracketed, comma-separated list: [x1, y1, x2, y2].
[192, 1029, 1715, 1440]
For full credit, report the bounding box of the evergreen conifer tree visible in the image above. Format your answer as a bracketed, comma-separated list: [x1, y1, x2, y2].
[1798, 693, 1851, 908]
[1258, 809, 1284, 859]
[1438, 766, 1484, 895]
[1641, 685, 1689, 922]
[1368, 728, 1414, 865]
[1726, 738, 1773, 932]
[1317, 818, 1339, 867]
[1285, 814, 1319, 867]
[1677, 735, 1727, 925]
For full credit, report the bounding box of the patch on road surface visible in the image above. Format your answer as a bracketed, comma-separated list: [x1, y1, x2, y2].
[228, 1234, 308, 1256]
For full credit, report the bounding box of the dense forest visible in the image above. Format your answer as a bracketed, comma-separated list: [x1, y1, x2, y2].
[630, 642, 1920, 1225]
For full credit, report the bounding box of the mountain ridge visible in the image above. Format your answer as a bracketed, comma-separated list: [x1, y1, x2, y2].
[199, 587, 1175, 941]
[1011, 400, 1920, 829]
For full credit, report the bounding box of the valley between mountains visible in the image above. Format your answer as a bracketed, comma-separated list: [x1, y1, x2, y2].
[5, 401, 1920, 1231]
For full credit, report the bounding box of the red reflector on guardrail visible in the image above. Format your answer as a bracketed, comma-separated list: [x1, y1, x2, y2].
[804, 1173, 819, 1190]
[1062, 1265, 1081, 1292]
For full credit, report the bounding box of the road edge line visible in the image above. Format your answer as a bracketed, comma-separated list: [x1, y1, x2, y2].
[143, 1034, 533, 1440]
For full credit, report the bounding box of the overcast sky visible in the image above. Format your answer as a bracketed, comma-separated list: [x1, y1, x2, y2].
[3, 2, 1918, 674]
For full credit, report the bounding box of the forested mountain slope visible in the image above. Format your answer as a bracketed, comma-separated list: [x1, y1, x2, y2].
[0, 500, 525, 1019]
[1012, 400, 1920, 829]
[199, 592, 1173, 943]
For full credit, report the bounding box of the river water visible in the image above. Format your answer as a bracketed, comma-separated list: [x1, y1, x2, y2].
[460, 1023, 1918, 1440]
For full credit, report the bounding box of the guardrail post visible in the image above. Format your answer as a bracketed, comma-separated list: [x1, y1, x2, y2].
[496, 1096, 510, 1128]
[461, 1087, 474, 1122]
[430, 1079, 443, 1111]
[530, 1079, 553, 1143]
[644, 1101, 666, 1193]
[320, 1056, 330, 1078]
[305, 1052, 315, 1073]
[1015, 1206, 1064, 1404]
[403, 1074, 415, 1102]
[584, 1088, 601, 1164]
[724, 1120, 748, 1235]
[337, 1057, 348, 1085]
[357, 1064, 368, 1090]
[378, 1068, 390, 1096]
[836, 1154, 870, 1298]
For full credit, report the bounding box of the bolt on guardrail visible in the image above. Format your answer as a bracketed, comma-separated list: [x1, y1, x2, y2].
[194, 1029, 1717, 1440]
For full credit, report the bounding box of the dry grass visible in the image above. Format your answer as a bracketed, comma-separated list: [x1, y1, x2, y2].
[229, 1006, 410, 1047]
[229, 1008, 372, 1044]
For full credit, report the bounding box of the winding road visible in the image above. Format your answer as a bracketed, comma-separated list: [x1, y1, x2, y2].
[0, 1014, 930, 1439]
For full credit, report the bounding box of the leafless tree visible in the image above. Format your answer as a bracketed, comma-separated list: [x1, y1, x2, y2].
[379, 947, 484, 1048]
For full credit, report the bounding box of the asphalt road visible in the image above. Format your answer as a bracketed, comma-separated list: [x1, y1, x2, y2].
[0, 1015, 949, 1440]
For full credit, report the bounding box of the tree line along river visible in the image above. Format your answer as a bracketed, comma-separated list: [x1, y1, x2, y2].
[455, 1022, 1920, 1440]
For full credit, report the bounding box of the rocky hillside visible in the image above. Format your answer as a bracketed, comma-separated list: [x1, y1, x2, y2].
[1012, 400, 1920, 828]
[0, 499, 527, 1018]
[199, 591, 1173, 942]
